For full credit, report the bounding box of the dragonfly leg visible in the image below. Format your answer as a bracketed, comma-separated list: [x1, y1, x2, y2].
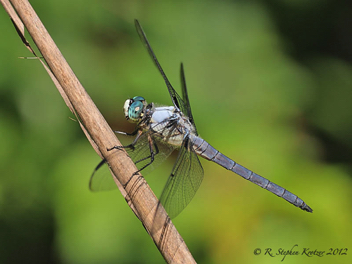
[134, 135, 159, 171]
[122, 135, 159, 189]
[107, 143, 134, 152]
[114, 126, 140, 136]
[107, 130, 144, 152]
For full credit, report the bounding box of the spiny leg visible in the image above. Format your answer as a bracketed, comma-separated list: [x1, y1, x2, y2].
[107, 130, 144, 152]
[123, 135, 160, 190]
[109, 132, 160, 189]
[114, 126, 140, 136]
[134, 135, 159, 172]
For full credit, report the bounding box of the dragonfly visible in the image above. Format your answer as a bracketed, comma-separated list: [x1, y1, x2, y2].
[90, 19, 313, 218]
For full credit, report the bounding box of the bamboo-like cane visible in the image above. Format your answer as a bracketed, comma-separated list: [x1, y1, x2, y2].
[1, 0, 196, 263]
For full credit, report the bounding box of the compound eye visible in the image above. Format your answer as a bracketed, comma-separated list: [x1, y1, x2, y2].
[128, 100, 144, 121]
[123, 96, 146, 122]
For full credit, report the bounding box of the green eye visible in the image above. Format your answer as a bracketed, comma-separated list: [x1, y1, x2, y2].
[126, 96, 146, 122]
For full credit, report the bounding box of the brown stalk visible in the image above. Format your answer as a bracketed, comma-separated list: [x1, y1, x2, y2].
[1, 0, 196, 263]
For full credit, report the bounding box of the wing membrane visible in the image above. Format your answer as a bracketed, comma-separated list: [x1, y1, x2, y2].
[89, 159, 116, 191]
[159, 137, 204, 218]
[128, 132, 176, 174]
[135, 20, 189, 117]
[180, 63, 197, 135]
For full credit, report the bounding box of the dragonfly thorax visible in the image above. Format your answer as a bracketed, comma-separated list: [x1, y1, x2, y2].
[123, 96, 147, 123]
[149, 106, 195, 147]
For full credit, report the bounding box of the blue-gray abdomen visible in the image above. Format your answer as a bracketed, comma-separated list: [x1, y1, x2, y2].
[190, 135, 312, 212]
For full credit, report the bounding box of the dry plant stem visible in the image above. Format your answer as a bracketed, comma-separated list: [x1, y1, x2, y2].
[3, 0, 196, 263]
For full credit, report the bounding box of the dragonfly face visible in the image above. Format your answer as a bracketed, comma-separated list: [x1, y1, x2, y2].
[123, 96, 147, 123]
[90, 20, 313, 218]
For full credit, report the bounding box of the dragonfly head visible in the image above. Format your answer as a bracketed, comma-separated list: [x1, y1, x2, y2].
[123, 96, 147, 122]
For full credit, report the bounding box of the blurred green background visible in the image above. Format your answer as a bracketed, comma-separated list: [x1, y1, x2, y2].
[1, 0, 352, 263]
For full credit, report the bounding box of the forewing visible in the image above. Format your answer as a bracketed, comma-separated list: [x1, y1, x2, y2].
[159, 138, 204, 219]
[134, 20, 188, 115]
[180, 63, 197, 135]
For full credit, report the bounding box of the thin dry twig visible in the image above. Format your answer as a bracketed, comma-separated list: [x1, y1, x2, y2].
[1, 0, 196, 262]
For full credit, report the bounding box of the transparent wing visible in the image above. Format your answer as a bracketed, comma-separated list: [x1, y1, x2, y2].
[180, 63, 197, 135]
[134, 20, 189, 117]
[89, 132, 175, 192]
[159, 137, 204, 219]
[127, 132, 176, 174]
[89, 159, 116, 191]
